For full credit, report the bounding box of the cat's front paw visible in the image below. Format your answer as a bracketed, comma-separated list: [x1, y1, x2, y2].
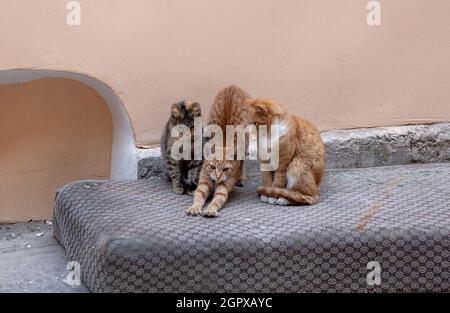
[172, 183, 185, 195]
[260, 195, 269, 203]
[187, 205, 202, 216]
[203, 209, 219, 218]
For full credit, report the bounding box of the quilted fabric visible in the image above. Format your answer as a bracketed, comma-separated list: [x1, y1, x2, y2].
[53, 163, 450, 292]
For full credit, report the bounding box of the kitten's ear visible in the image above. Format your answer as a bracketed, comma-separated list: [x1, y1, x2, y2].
[248, 99, 268, 115]
[244, 99, 256, 106]
[171, 102, 183, 119]
[190, 102, 202, 117]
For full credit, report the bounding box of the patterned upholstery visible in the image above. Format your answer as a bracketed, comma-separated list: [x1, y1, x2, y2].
[53, 163, 450, 292]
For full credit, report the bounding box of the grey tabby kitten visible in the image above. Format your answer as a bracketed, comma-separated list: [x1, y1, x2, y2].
[161, 100, 203, 195]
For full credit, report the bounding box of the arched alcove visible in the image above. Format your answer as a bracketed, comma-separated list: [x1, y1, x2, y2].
[0, 70, 137, 223]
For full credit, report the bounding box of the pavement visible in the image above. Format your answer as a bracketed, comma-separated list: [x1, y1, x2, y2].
[0, 221, 88, 293]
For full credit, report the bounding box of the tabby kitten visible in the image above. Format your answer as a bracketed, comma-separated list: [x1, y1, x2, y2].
[187, 85, 251, 217]
[161, 100, 203, 195]
[247, 98, 326, 205]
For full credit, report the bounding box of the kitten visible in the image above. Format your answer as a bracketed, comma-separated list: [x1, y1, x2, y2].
[187, 146, 241, 217]
[187, 85, 251, 217]
[161, 100, 203, 195]
[246, 99, 326, 205]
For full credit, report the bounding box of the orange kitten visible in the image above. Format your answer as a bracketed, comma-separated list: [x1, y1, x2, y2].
[187, 85, 251, 217]
[187, 147, 241, 217]
[247, 99, 326, 205]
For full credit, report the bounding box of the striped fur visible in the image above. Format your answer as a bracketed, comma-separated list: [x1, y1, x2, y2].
[161, 100, 203, 195]
[187, 156, 241, 217]
[187, 85, 251, 217]
[257, 186, 319, 205]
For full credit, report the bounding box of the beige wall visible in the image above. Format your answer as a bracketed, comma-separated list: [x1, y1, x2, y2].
[0, 0, 449, 143]
[0, 78, 112, 223]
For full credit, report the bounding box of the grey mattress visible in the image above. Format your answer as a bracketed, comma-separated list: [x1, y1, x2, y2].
[53, 163, 450, 292]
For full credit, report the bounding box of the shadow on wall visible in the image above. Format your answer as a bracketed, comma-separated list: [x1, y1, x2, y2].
[0, 70, 137, 223]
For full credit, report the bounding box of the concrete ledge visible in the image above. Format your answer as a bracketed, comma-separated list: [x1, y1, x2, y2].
[137, 146, 164, 179]
[323, 123, 450, 168]
[137, 123, 450, 178]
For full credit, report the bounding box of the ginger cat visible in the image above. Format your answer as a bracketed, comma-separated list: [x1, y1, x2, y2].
[187, 147, 242, 217]
[187, 85, 251, 217]
[246, 99, 326, 205]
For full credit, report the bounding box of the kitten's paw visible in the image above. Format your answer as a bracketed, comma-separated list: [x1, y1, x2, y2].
[186, 205, 202, 216]
[172, 184, 185, 195]
[187, 189, 195, 196]
[267, 197, 278, 205]
[256, 186, 264, 194]
[260, 195, 269, 203]
[203, 209, 220, 218]
[276, 197, 291, 206]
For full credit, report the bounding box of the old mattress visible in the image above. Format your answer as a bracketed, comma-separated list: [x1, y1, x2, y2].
[53, 163, 450, 292]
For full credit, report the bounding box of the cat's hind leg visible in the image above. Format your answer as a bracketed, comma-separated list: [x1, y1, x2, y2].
[257, 185, 318, 205]
[260, 194, 284, 204]
[276, 197, 292, 206]
[286, 158, 320, 204]
[257, 158, 320, 205]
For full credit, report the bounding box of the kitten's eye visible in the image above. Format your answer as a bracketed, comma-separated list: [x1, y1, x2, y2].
[210, 165, 216, 170]
[223, 167, 230, 172]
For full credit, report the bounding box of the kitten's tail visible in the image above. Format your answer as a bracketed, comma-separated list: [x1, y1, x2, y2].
[257, 186, 319, 205]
